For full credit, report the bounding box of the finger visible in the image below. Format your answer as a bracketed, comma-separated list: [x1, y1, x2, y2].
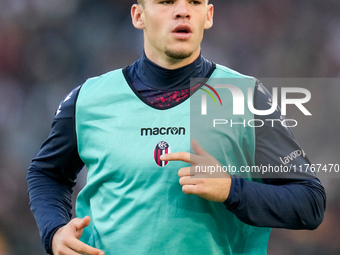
[182, 184, 200, 195]
[191, 139, 209, 157]
[56, 246, 84, 255]
[69, 238, 105, 255]
[179, 176, 197, 186]
[160, 151, 200, 163]
[160, 151, 190, 162]
[178, 167, 191, 177]
[53, 233, 103, 255]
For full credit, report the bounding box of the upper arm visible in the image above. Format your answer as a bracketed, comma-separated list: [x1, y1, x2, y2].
[254, 81, 316, 181]
[28, 86, 84, 187]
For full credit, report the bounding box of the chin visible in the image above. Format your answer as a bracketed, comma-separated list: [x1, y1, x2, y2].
[164, 49, 194, 60]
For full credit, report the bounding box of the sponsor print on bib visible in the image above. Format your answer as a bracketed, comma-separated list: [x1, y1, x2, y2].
[154, 141, 171, 167]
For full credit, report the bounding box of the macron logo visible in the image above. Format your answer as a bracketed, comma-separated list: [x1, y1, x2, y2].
[141, 127, 186, 136]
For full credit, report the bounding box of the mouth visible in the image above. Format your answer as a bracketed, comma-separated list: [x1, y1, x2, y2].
[173, 25, 192, 34]
[177, 30, 189, 33]
[172, 25, 192, 40]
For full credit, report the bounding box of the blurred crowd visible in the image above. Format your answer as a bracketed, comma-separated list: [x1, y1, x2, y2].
[0, 0, 339, 254]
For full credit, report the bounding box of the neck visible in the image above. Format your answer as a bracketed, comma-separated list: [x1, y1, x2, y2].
[125, 52, 213, 90]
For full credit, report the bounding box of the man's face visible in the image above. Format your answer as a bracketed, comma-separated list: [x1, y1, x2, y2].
[132, 0, 213, 67]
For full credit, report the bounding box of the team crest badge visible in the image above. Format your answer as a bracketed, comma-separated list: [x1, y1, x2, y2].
[154, 141, 171, 167]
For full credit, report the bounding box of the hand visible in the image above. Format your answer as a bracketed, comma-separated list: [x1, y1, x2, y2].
[160, 139, 231, 202]
[52, 216, 105, 255]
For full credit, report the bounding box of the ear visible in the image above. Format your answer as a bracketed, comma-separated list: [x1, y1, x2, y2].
[131, 4, 145, 30]
[204, 4, 214, 29]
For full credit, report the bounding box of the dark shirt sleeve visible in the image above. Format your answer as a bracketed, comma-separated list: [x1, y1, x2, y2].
[27, 86, 84, 254]
[224, 81, 326, 230]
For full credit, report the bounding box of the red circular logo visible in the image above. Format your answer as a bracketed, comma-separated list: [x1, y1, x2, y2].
[154, 141, 171, 167]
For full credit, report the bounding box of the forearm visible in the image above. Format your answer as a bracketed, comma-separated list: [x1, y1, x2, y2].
[224, 175, 326, 229]
[27, 166, 73, 254]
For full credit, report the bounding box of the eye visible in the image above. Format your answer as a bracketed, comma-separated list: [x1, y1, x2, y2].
[160, 1, 174, 4]
[190, 0, 202, 5]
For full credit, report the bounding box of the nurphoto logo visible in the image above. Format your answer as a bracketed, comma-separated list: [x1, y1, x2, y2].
[198, 80, 312, 128]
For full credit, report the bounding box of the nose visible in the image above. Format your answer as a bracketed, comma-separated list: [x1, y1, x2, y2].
[173, 1, 191, 20]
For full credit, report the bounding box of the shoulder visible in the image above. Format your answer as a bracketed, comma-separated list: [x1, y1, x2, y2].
[210, 64, 259, 93]
[213, 64, 256, 81]
[54, 69, 125, 119]
[54, 85, 82, 119]
[80, 68, 124, 92]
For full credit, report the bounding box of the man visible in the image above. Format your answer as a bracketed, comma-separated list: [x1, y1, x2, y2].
[27, 1, 326, 254]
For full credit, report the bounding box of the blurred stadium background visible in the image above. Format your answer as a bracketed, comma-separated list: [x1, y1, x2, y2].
[0, 0, 339, 254]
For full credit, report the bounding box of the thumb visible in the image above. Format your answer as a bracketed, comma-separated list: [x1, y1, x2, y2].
[191, 139, 209, 156]
[75, 216, 91, 230]
[73, 216, 91, 238]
